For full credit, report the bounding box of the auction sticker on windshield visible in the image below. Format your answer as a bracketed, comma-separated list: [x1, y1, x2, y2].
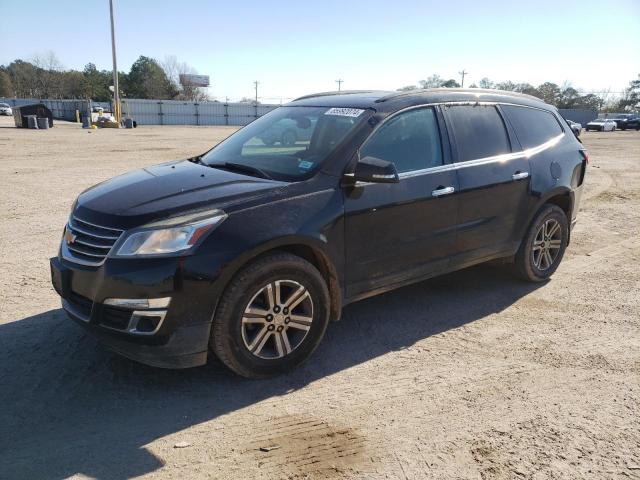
[325, 107, 365, 117]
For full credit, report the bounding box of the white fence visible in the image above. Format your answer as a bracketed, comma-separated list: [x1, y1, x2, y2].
[121, 99, 279, 126]
[0, 97, 90, 121]
[1, 97, 280, 126]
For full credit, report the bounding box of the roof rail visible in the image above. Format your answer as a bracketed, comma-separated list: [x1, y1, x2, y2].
[293, 90, 380, 101]
[375, 87, 543, 103]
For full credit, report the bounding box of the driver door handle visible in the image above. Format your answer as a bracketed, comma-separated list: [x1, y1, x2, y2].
[432, 186, 455, 197]
[512, 171, 529, 181]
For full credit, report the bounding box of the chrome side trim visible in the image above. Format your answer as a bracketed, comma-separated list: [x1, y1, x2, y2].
[355, 132, 564, 185]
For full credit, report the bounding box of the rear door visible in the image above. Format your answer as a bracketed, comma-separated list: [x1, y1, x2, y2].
[343, 106, 459, 299]
[442, 104, 530, 266]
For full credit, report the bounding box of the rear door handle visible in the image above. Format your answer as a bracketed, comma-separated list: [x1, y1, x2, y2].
[432, 186, 455, 197]
[512, 171, 529, 181]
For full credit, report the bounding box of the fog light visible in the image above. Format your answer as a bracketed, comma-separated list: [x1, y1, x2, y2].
[103, 297, 171, 309]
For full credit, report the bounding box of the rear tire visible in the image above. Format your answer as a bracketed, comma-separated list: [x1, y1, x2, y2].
[210, 252, 330, 378]
[512, 204, 569, 282]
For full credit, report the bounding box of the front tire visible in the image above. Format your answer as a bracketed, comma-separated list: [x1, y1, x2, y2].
[210, 252, 330, 378]
[512, 204, 569, 282]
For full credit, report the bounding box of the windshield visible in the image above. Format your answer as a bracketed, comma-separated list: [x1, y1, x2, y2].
[201, 106, 367, 181]
[0, 103, 9, 108]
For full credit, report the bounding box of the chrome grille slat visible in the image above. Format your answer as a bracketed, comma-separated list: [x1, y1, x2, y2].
[73, 238, 113, 249]
[68, 222, 120, 240]
[63, 215, 124, 266]
[72, 216, 123, 232]
[67, 244, 107, 258]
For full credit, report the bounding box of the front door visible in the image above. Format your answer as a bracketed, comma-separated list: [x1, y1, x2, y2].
[344, 106, 459, 299]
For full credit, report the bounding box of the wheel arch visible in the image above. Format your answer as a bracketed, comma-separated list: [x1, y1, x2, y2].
[525, 187, 574, 245]
[214, 235, 343, 322]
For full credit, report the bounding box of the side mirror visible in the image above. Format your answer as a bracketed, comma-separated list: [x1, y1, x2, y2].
[351, 156, 399, 184]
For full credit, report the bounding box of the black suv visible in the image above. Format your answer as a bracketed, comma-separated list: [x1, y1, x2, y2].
[612, 114, 640, 131]
[51, 89, 588, 377]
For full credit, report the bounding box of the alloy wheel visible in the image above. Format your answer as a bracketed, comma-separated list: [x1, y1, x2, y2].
[241, 280, 313, 359]
[532, 219, 562, 271]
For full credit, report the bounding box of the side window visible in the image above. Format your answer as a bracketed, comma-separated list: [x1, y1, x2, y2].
[360, 108, 443, 173]
[501, 105, 563, 149]
[445, 105, 511, 162]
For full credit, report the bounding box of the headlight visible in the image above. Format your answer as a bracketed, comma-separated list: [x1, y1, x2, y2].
[115, 210, 227, 256]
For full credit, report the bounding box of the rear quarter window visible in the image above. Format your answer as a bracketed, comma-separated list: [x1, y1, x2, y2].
[501, 105, 564, 150]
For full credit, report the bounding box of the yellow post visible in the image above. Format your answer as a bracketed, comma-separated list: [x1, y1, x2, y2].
[75, 109, 80, 123]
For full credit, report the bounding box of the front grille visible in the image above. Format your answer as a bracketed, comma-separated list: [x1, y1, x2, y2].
[64, 216, 123, 266]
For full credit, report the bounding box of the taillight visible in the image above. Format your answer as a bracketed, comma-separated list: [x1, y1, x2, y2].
[580, 150, 589, 164]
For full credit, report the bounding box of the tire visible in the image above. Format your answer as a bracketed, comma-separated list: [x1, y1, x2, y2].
[210, 252, 331, 378]
[281, 129, 297, 146]
[512, 204, 569, 282]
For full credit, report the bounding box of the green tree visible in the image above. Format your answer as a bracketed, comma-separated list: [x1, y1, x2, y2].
[478, 77, 495, 89]
[441, 79, 460, 88]
[125, 56, 177, 99]
[82, 63, 112, 101]
[535, 82, 561, 105]
[396, 85, 418, 91]
[0, 70, 13, 97]
[618, 75, 640, 111]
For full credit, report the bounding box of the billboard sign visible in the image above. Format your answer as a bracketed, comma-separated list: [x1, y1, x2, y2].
[179, 74, 210, 87]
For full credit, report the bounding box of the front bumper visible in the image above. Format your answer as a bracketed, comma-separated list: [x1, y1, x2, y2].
[50, 253, 223, 368]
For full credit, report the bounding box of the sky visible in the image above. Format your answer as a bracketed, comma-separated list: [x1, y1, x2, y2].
[1, 0, 639, 102]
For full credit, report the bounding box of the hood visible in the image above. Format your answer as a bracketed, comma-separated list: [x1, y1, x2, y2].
[75, 160, 286, 229]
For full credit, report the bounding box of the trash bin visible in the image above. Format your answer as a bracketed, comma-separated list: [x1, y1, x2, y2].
[13, 104, 53, 128]
[27, 115, 39, 129]
[37, 117, 50, 130]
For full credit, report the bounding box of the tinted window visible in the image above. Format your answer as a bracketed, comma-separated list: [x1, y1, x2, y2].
[360, 108, 443, 173]
[502, 105, 563, 149]
[445, 105, 510, 162]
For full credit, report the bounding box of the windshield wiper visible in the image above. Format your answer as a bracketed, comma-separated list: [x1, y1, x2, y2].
[214, 162, 273, 180]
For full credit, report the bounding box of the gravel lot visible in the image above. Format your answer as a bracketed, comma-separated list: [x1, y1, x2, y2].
[1, 116, 639, 480]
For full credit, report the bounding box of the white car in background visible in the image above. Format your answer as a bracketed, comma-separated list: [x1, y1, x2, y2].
[565, 119, 582, 136]
[0, 103, 12, 116]
[585, 118, 616, 132]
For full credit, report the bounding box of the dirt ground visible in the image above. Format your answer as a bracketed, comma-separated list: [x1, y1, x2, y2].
[0, 116, 638, 480]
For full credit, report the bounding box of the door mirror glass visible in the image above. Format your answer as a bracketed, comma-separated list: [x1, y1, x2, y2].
[352, 156, 399, 183]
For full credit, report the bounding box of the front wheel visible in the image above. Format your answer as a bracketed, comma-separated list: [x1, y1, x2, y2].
[210, 252, 331, 378]
[512, 204, 569, 282]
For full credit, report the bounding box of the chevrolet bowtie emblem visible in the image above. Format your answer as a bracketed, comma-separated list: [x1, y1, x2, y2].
[65, 228, 77, 244]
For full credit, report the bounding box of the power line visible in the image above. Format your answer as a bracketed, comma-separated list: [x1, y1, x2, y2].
[335, 79, 343, 91]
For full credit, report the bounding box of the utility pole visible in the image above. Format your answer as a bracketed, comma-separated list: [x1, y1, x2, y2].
[458, 69, 468, 88]
[109, 0, 120, 123]
[253, 81, 259, 104]
[335, 79, 343, 91]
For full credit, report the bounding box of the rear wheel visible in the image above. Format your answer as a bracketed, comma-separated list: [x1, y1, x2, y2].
[512, 204, 569, 282]
[210, 252, 330, 378]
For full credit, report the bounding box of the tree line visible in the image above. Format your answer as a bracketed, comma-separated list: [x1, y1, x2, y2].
[398, 74, 640, 112]
[1, 51, 638, 112]
[0, 52, 207, 102]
